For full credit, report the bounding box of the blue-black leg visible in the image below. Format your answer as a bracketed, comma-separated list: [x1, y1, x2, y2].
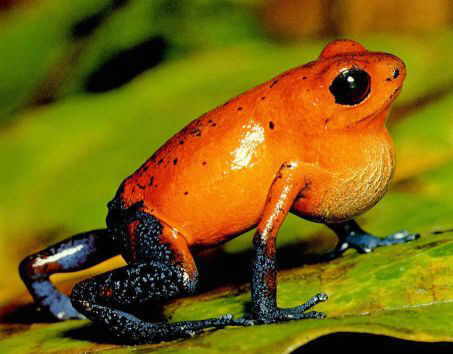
[250, 231, 328, 324]
[243, 164, 329, 325]
[19, 229, 118, 320]
[71, 211, 252, 344]
[70, 261, 249, 344]
[324, 219, 420, 260]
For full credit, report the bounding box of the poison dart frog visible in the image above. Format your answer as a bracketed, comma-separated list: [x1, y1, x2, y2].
[20, 39, 419, 343]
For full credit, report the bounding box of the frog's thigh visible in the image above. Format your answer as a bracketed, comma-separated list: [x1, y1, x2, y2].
[72, 211, 198, 305]
[122, 211, 196, 272]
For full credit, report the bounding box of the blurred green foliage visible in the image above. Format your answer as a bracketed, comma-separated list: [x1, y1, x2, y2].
[0, 0, 263, 115]
[0, 0, 111, 119]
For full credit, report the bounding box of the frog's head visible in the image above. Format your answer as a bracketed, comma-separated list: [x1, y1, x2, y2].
[292, 39, 406, 131]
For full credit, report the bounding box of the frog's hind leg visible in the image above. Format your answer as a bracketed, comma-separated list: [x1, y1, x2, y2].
[71, 212, 250, 344]
[323, 219, 420, 260]
[19, 229, 119, 320]
[71, 262, 245, 344]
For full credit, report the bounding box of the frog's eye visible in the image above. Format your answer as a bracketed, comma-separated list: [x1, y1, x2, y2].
[329, 68, 371, 106]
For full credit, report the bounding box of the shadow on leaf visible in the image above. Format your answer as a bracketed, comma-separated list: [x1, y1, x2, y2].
[294, 332, 453, 354]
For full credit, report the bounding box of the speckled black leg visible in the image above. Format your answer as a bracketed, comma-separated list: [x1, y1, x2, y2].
[19, 229, 118, 320]
[249, 232, 328, 324]
[324, 219, 420, 260]
[71, 210, 252, 344]
[70, 261, 247, 344]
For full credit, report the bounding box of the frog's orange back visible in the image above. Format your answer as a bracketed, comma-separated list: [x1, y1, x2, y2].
[118, 39, 406, 247]
[120, 83, 283, 246]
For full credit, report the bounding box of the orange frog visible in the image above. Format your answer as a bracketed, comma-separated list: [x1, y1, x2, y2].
[20, 39, 418, 343]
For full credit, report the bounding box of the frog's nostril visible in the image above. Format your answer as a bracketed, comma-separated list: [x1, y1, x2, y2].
[393, 68, 400, 79]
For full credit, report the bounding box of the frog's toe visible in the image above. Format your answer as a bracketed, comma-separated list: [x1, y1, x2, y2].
[322, 230, 420, 261]
[251, 293, 328, 324]
[228, 316, 256, 327]
[43, 294, 86, 321]
[280, 311, 326, 320]
[281, 293, 328, 316]
[378, 230, 420, 246]
[54, 307, 86, 320]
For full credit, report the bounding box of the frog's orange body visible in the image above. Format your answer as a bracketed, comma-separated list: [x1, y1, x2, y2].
[20, 40, 418, 344]
[121, 39, 403, 249]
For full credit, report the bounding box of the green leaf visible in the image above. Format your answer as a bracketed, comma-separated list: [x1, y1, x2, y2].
[2, 232, 453, 353]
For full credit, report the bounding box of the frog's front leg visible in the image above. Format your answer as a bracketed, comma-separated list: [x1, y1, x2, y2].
[251, 163, 328, 324]
[19, 229, 118, 320]
[323, 219, 420, 260]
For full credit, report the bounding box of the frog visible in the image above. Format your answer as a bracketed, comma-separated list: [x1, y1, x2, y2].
[19, 39, 419, 343]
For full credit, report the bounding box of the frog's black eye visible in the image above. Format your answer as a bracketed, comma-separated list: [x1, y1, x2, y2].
[329, 68, 371, 106]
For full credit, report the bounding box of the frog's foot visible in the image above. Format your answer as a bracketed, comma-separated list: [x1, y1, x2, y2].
[323, 227, 420, 261]
[240, 293, 328, 325]
[73, 299, 250, 344]
[39, 292, 86, 321]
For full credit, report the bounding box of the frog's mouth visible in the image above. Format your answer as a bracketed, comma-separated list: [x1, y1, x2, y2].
[388, 86, 402, 103]
[348, 86, 402, 128]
